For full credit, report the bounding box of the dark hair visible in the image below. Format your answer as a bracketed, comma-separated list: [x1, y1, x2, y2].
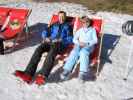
[58, 11, 67, 17]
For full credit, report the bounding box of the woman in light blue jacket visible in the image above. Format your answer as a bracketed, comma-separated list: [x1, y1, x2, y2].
[60, 16, 98, 81]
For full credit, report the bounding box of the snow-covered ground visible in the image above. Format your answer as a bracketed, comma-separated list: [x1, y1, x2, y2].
[0, 1, 133, 100]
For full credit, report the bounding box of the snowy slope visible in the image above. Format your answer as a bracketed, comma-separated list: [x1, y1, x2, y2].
[0, 1, 133, 100]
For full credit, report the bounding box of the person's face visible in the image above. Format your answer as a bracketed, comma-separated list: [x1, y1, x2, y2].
[82, 20, 91, 28]
[58, 13, 66, 24]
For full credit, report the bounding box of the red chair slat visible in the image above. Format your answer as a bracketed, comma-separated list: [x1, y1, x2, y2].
[0, 7, 10, 16]
[9, 8, 29, 19]
[92, 19, 102, 37]
[0, 7, 10, 24]
[49, 15, 58, 25]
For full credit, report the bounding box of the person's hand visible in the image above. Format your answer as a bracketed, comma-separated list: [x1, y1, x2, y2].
[52, 39, 58, 43]
[79, 40, 86, 48]
[79, 42, 86, 48]
[57, 38, 62, 42]
[44, 38, 51, 42]
[52, 38, 62, 43]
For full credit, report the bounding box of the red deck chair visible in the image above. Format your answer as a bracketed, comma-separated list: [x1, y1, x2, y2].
[1, 7, 31, 52]
[0, 7, 10, 29]
[46, 14, 103, 76]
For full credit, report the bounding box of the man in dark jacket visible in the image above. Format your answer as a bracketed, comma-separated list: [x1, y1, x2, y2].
[15, 11, 73, 85]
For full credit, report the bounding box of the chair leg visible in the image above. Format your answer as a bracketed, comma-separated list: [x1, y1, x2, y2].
[9, 32, 22, 52]
[25, 22, 30, 40]
[123, 38, 133, 80]
[96, 59, 100, 76]
[96, 34, 104, 77]
[8, 37, 18, 52]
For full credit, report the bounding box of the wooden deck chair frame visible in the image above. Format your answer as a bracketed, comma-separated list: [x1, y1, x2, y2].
[95, 18, 104, 76]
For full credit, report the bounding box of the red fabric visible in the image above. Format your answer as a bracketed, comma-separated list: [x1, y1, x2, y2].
[1, 8, 30, 39]
[3, 19, 26, 39]
[92, 19, 102, 37]
[35, 74, 46, 85]
[9, 8, 29, 19]
[3, 18, 26, 39]
[90, 19, 102, 65]
[14, 70, 32, 84]
[0, 7, 10, 16]
[90, 43, 100, 64]
[50, 15, 58, 25]
[75, 17, 82, 31]
[0, 7, 10, 25]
